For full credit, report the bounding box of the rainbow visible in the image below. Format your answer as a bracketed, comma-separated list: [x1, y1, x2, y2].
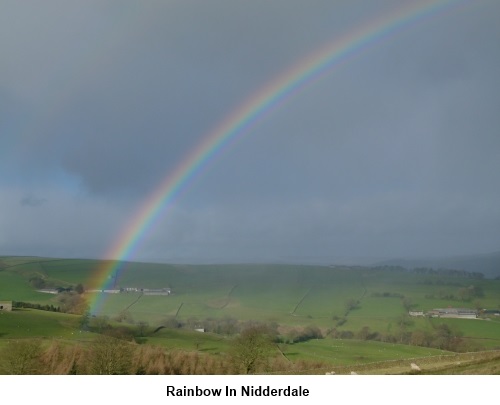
[87, 0, 466, 314]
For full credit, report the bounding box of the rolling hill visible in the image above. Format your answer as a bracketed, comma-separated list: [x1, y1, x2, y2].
[1, 255, 499, 374]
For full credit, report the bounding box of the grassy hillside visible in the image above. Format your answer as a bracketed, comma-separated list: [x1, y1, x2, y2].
[2, 257, 499, 325]
[0, 267, 54, 303]
[0, 308, 84, 341]
[1, 256, 499, 374]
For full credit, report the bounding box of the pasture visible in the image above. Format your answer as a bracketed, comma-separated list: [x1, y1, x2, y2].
[0, 268, 54, 303]
[2, 257, 500, 328]
[0, 308, 83, 340]
[280, 338, 450, 366]
[1, 256, 499, 373]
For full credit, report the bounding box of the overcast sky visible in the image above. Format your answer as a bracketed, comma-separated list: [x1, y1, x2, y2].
[1, 0, 499, 264]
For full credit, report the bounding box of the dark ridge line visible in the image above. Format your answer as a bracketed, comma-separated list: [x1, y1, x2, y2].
[152, 325, 165, 334]
[123, 292, 144, 311]
[219, 284, 238, 309]
[0, 258, 67, 270]
[343, 285, 368, 317]
[175, 302, 183, 318]
[291, 286, 313, 315]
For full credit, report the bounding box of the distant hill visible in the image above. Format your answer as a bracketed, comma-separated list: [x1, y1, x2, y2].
[373, 251, 500, 279]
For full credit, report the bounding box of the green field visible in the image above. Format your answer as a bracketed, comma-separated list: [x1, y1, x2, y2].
[0, 308, 86, 340]
[0, 269, 53, 303]
[1, 256, 500, 373]
[2, 257, 500, 329]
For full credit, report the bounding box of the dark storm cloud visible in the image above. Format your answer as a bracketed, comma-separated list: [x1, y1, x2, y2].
[1, 0, 500, 262]
[1, 0, 407, 195]
[20, 194, 47, 207]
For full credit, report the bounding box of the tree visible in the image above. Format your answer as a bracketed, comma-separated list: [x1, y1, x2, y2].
[29, 275, 46, 289]
[344, 299, 360, 315]
[163, 316, 181, 329]
[57, 291, 88, 314]
[0, 339, 43, 374]
[410, 330, 429, 347]
[89, 315, 110, 333]
[114, 310, 134, 323]
[357, 326, 371, 340]
[230, 325, 275, 374]
[402, 297, 414, 312]
[431, 323, 464, 351]
[85, 335, 133, 375]
[136, 321, 150, 337]
[75, 283, 85, 294]
[79, 310, 90, 330]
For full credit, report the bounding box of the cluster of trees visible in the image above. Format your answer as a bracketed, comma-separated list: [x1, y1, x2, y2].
[55, 284, 84, 294]
[157, 316, 279, 338]
[56, 291, 88, 314]
[29, 275, 49, 289]
[327, 322, 481, 353]
[329, 298, 364, 325]
[80, 314, 149, 341]
[344, 299, 361, 316]
[156, 316, 324, 346]
[0, 330, 327, 375]
[281, 325, 323, 344]
[413, 267, 484, 279]
[371, 292, 404, 298]
[371, 266, 406, 273]
[12, 288, 88, 317]
[28, 273, 84, 294]
[13, 301, 60, 312]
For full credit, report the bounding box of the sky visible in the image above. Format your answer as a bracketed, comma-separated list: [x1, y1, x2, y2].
[1, 0, 500, 264]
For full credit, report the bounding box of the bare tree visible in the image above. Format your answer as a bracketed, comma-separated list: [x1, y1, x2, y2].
[137, 321, 150, 337]
[229, 325, 275, 374]
[57, 291, 88, 314]
[89, 315, 110, 333]
[85, 335, 133, 375]
[344, 299, 360, 315]
[0, 339, 43, 374]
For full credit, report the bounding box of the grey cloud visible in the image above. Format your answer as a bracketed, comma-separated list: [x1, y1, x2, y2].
[20, 194, 47, 207]
[1, 1, 500, 262]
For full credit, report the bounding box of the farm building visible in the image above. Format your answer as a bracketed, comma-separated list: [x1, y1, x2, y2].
[36, 289, 59, 294]
[0, 301, 13, 311]
[427, 308, 477, 319]
[86, 289, 120, 293]
[143, 288, 171, 296]
[408, 310, 424, 317]
[121, 287, 171, 295]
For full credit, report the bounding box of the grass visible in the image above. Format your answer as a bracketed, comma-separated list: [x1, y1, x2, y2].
[144, 328, 231, 354]
[0, 308, 83, 340]
[421, 352, 500, 374]
[4, 258, 498, 332]
[0, 270, 54, 303]
[428, 317, 500, 349]
[1, 307, 499, 375]
[1, 257, 500, 372]
[280, 338, 450, 367]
